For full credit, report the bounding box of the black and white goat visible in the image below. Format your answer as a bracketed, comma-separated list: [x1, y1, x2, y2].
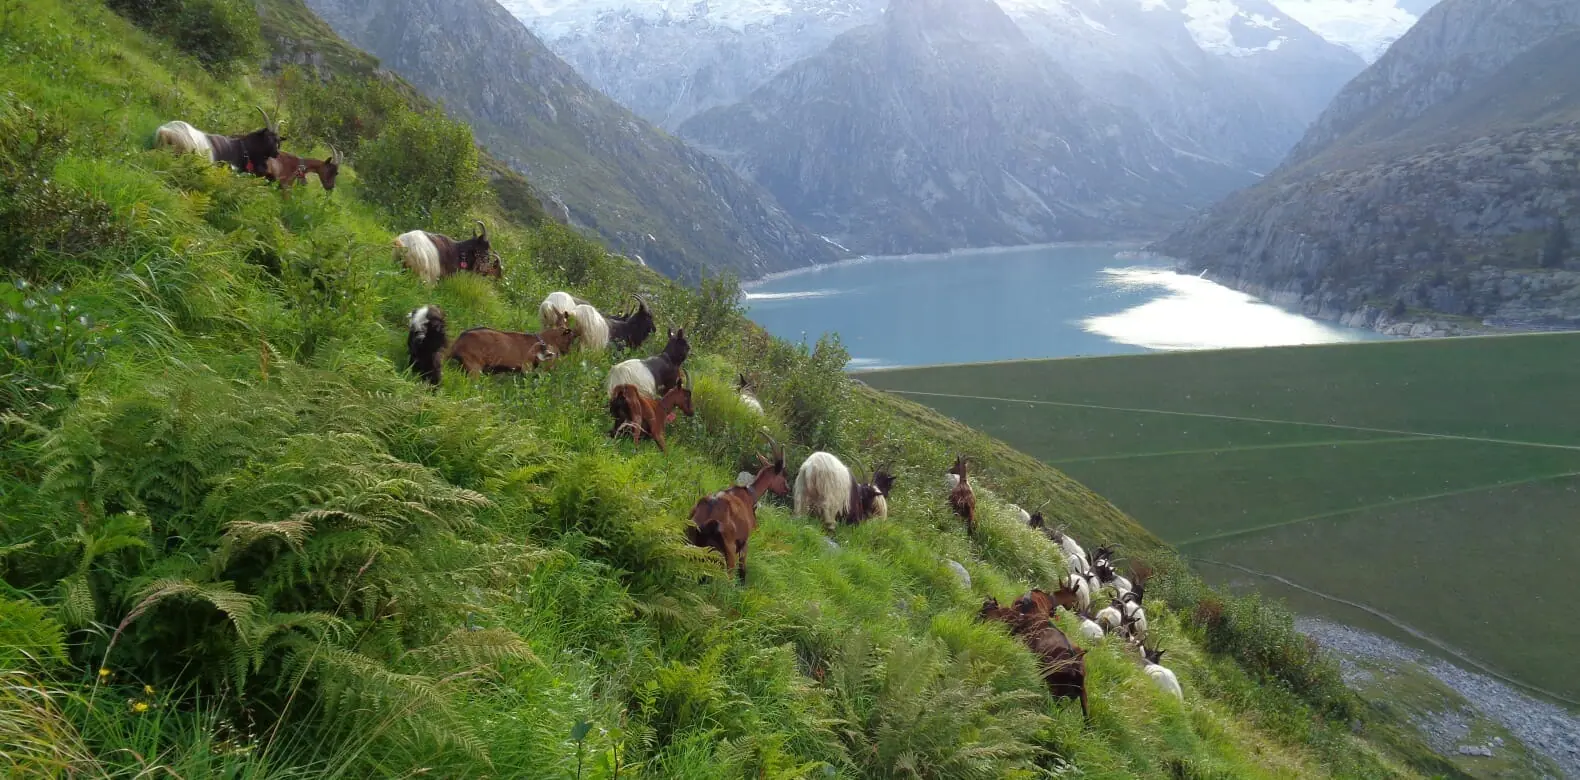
[1141, 646, 1183, 700]
[604, 328, 690, 400]
[793, 453, 894, 533]
[736, 373, 764, 414]
[154, 107, 281, 175]
[394, 221, 501, 284]
[406, 304, 448, 385]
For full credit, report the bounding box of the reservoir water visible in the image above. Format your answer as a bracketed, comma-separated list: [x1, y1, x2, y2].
[743, 244, 1385, 368]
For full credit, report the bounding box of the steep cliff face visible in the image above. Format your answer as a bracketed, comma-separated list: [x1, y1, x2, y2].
[301, 0, 840, 281]
[1153, 0, 1580, 332]
[676, 0, 1256, 255]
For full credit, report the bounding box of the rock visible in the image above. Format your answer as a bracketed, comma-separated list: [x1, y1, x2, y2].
[1456, 745, 1494, 757]
[945, 559, 971, 589]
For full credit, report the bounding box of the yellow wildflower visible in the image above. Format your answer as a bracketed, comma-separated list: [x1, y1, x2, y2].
[144, 685, 156, 695]
[132, 701, 150, 713]
[98, 667, 111, 679]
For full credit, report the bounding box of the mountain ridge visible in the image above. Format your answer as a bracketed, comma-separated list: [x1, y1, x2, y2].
[301, 0, 841, 281]
[1153, 0, 1580, 336]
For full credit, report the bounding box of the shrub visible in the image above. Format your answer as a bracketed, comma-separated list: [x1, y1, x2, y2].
[773, 334, 851, 452]
[528, 221, 608, 287]
[0, 279, 119, 419]
[357, 108, 486, 230]
[105, 0, 262, 73]
[686, 271, 744, 351]
[277, 66, 409, 155]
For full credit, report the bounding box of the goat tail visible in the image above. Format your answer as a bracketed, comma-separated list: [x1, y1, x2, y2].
[394, 230, 441, 284]
[153, 120, 214, 161]
[794, 452, 852, 532]
[571, 303, 609, 351]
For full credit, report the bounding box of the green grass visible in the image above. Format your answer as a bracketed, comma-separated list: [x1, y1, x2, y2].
[859, 335, 1580, 706]
[0, 0, 1460, 776]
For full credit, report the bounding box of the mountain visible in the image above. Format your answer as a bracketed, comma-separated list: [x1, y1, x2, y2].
[509, 0, 1366, 176]
[670, 0, 1267, 255]
[1153, 0, 1580, 335]
[300, 0, 841, 281]
[1269, 0, 1442, 60]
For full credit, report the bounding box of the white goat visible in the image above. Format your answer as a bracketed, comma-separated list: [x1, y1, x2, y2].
[1074, 611, 1105, 643]
[393, 230, 441, 284]
[1120, 604, 1148, 643]
[1142, 647, 1183, 700]
[538, 291, 584, 329]
[1096, 601, 1123, 634]
[1053, 527, 1087, 567]
[737, 375, 764, 414]
[568, 303, 610, 351]
[1009, 504, 1031, 525]
[794, 451, 863, 533]
[1064, 572, 1092, 612]
[604, 359, 657, 400]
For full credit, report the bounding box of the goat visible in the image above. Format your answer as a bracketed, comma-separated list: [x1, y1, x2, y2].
[393, 221, 501, 284]
[606, 294, 657, 350]
[1119, 607, 1149, 644]
[1050, 526, 1088, 567]
[538, 291, 588, 331]
[1096, 599, 1124, 634]
[1094, 560, 1132, 599]
[792, 453, 891, 533]
[1090, 543, 1118, 571]
[406, 304, 448, 385]
[264, 146, 341, 192]
[1073, 608, 1105, 643]
[946, 455, 977, 537]
[1009, 503, 1032, 525]
[154, 107, 281, 175]
[686, 431, 786, 582]
[608, 369, 694, 453]
[604, 328, 690, 400]
[1063, 572, 1092, 612]
[980, 593, 1089, 720]
[1141, 646, 1183, 700]
[737, 373, 764, 414]
[446, 327, 561, 377]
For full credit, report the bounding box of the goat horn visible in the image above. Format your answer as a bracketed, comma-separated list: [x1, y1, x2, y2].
[628, 294, 643, 314]
[255, 106, 274, 132]
[474, 219, 487, 239]
[757, 428, 781, 461]
[328, 144, 340, 162]
[636, 293, 651, 313]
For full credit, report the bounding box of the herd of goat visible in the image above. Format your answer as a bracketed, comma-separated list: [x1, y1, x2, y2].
[155, 110, 1184, 720]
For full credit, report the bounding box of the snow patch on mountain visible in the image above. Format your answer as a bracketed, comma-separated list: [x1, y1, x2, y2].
[1269, 0, 1428, 60]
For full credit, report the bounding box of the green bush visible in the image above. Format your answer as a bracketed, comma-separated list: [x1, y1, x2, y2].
[278, 66, 409, 155]
[0, 279, 119, 418]
[357, 108, 487, 230]
[528, 220, 609, 287]
[105, 0, 262, 73]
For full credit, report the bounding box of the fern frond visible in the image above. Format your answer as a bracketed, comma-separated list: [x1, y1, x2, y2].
[403, 628, 538, 676]
[116, 579, 261, 643]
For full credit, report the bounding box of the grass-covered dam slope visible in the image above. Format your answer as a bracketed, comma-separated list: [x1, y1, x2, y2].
[858, 333, 1580, 709]
[1, 0, 1459, 776]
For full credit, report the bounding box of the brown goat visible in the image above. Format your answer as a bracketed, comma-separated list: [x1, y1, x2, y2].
[685, 431, 787, 583]
[264, 147, 341, 193]
[947, 455, 977, 536]
[608, 370, 694, 453]
[446, 327, 560, 377]
[980, 591, 1091, 720]
[1014, 583, 1082, 620]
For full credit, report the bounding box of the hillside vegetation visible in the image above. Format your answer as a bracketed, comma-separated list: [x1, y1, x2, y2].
[858, 334, 1580, 708]
[1, 0, 1456, 776]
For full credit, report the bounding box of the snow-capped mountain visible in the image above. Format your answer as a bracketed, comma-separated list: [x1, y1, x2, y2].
[1269, 0, 1441, 60]
[503, 0, 1383, 173]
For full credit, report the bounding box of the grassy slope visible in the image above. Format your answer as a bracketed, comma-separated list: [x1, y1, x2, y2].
[0, 1, 1455, 777]
[858, 334, 1580, 705]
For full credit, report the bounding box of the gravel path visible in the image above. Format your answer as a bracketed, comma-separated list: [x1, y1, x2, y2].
[1297, 616, 1580, 778]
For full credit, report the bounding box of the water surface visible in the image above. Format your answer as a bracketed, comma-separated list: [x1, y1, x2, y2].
[744, 244, 1383, 368]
